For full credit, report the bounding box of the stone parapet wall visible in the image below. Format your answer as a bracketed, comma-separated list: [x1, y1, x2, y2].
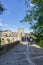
[0, 37, 21, 45]
[0, 41, 20, 56]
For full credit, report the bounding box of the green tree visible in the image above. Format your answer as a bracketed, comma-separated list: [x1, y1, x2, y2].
[0, 0, 5, 14]
[21, 0, 43, 43]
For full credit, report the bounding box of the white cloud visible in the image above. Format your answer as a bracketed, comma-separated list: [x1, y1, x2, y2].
[30, 3, 34, 7]
[0, 23, 3, 26]
[0, 22, 7, 26]
[0, 19, 7, 27]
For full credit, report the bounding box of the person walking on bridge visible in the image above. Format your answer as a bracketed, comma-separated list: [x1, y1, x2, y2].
[29, 37, 33, 45]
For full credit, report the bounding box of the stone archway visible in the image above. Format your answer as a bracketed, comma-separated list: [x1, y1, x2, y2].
[1, 38, 5, 45]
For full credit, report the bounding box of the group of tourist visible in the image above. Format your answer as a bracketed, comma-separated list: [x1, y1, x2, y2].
[27, 37, 33, 45]
[21, 36, 33, 45]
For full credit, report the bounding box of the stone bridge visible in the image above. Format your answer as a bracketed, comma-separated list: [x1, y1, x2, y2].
[1, 37, 20, 45]
[0, 41, 43, 65]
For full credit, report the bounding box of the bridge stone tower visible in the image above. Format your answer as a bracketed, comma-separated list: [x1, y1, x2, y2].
[18, 28, 25, 38]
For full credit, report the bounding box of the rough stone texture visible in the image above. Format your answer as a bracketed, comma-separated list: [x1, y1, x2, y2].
[0, 44, 29, 65]
[0, 41, 20, 56]
[27, 44, 43, 65]
[0, 42, 43, 65]
[0, 28, 25, 45]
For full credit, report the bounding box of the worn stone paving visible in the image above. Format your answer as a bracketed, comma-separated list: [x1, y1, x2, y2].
[27, 44, 43, 65]
[0, 43, 29, 65]
[0, 42, 43, 65]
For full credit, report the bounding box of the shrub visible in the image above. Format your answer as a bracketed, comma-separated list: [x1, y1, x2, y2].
[38, 40, 43, 48]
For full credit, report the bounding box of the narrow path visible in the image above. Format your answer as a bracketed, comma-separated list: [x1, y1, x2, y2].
[25, 44, 36, 65]
[0, 43, 29, 65]
[0, 42, 43, 65]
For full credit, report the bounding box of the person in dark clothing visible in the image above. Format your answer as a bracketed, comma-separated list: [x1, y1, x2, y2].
[29, 37, 33, 45]
[27, 37, 30, 45]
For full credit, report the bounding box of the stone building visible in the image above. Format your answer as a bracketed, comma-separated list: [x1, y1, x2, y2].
[0, 28, 25, 45]
[18, 28, 25, 37]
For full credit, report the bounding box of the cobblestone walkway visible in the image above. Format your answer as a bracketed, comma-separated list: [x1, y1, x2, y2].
[0, 43, 29, 65]
[0, 42, 43, 65]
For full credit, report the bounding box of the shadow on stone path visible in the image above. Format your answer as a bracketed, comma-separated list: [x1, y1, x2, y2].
[0, 43, 29, 65]
[0, 42, 43, 65]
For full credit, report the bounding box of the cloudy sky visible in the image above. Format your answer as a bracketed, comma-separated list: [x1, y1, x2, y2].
[0, 0, 33, 33]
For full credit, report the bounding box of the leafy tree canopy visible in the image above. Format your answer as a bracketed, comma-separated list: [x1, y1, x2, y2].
[20, 0, 43, 42]
[0, 0, 5, 14]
